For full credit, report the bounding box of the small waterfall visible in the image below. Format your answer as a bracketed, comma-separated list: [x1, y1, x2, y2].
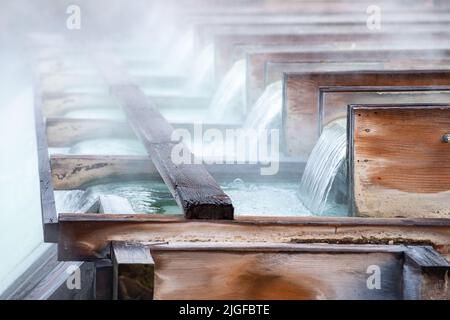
[185, 44, 214, 94]
[209, 59, 246, 122]
[299, 119, 347, 215]
[162, 30, 194, 73]
[243, 81, 282, 133]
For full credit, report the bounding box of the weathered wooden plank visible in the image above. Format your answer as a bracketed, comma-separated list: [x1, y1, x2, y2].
[215, 32, 450, 80]
[92, 51, 234, 219]
[34, 79, 58, 242]
[112, 241, 155, 300]
[349, 104, 450, 218]
[49, 154, 304, 189]
[50, 155, 160, 190]
[247, 48, 450, 106]
[403, 246, 450, 299]
[284, 70, 450, 157]
[151, 242, 404, 299]
[45, 118, 239, 148]
[57, 213, 450, 261]
[321, 87, 450, 130]
[107, 86, 234, 219]
[46, 118, 135, 147]
[99, 195, 135, 214]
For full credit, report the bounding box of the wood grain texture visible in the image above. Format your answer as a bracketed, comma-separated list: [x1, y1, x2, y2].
[49, 154, 305, 189]
[247, 49, 450, 106]
[403, 246, 450, 299]
[151, 243, 404, 300]
[92, 52, 234, 219]
[57, 213, 450, 261]
[112, 242, 155, 300]
[46, 118, 135, 147]
[34, 79, 58, 242]
[50, 155, 160, 190]
[216, 31, 450, 82]
[349, 105, 450, 218]
[321, 88, 450, 129]
[110, 85, 234, 219]
[42, 94, 117, 117]
[284, 70, 450, 157]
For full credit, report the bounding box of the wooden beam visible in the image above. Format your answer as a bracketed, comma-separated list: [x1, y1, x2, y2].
[348, 104, 450, 218]
[112, 241, 155, 300]
[403, 246, 450, 299]
[34, 79, 58, 242]
[57, 213, 450, 261]
[247, 48, 450, 106]
[49, 154, 305, 190]
[148, 243, 405, 299]
[92, 52, 234, 219]
[50, 155, 160, 190]
[46, 118, 135, 147]
[45, 117, 240, 148]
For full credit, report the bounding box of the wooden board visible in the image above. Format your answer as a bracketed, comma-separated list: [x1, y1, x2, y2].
[348, 104, 450, 219]
[92, 53, 234, 219]
[151, 243, 404, 300]
[215, 32, 450, 81]
[112, 242, 155, 300]
[246, 48, 450, 107]
[57, 213, 450, 261]
[34, 79, 58, 242]
[321, 88, 450, 130]
[46, 118, 135, 147]
[50, 155, 160, 190]
[284, 70, 450, 157]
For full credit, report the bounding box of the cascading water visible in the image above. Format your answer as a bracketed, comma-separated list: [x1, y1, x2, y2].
[185, 44, 215, 95]
[243, 81, 282, 133]
[209, 59, 246, 122]
[162, 30, 194, 73]
[298, 119, 348, 215]
[48, 138, 147, 156]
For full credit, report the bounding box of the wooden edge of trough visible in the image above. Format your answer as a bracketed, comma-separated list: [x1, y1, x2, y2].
[109, 240, 449, 300]
[57, 212, 450, 261]
[34, 75, 58, 242]
[91, 52, 234, 220]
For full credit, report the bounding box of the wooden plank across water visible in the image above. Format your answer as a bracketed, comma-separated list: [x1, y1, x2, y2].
[92, 53, 234, 219]
[284, 70, 450, 157]
[57, 213, 450, 261]
[348, 104, 450, 219]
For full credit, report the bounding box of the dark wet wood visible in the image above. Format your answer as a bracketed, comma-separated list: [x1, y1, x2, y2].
[349, 104, 450, 218]
[57, 213, 450, 261]
[284, 70, 450, 157]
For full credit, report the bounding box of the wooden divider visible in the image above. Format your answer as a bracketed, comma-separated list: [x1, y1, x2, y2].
[57, 213, 450, 261]
[284, 70, 450, 157]
[348, 104, 450, 219]
[92, 53, 234, 219]
[246, 48, 450, 106]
